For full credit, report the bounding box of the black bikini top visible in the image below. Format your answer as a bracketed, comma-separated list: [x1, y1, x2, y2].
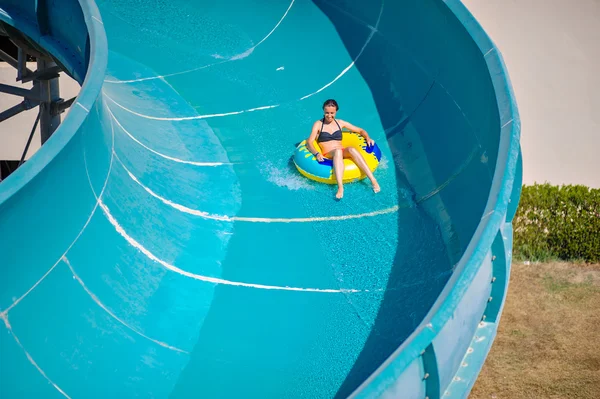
[317, 118, 342, 143]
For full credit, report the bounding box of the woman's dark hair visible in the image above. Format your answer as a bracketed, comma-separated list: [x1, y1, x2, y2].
[322, 99, 339, 110]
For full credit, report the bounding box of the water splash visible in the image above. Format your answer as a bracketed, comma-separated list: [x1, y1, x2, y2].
[263, 161, 315, 191]
[378, 156, 389, 170]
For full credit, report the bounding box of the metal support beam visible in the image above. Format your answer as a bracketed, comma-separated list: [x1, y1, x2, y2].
[17, 47, 28, 81]
[37, 59, 61, 144]
[20, 65, 61, 83]
[0, 83, 41, 101]
[51, 97, 75, 116]
[0, 48, 34, 75]
[0, 99, 38, 123]
[0, 48, 19, 69]
[19, 108, 42, 166]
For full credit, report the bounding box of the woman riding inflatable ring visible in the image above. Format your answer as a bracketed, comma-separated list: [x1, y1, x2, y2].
[303, 99, 381, 199]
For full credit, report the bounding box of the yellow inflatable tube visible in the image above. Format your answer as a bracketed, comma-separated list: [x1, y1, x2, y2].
[293, 132, 382, 184]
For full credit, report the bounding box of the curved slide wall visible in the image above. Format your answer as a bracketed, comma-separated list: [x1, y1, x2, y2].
[0, 0, 521, 398]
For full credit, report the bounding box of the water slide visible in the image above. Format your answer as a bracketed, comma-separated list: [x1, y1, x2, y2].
[0, 0, 522, 398]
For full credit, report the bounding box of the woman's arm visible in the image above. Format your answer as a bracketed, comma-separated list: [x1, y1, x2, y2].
[306, 121, 325, 161]
[339, 119, 375, 146]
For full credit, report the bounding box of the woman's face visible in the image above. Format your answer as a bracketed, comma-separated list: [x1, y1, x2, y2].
[323, 105, 337, 123]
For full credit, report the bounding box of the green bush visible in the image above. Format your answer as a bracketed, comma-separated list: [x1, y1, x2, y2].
[513, 184, 600, 263]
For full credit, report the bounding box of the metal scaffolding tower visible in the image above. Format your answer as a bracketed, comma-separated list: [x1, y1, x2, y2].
[0, 30, 75, 177]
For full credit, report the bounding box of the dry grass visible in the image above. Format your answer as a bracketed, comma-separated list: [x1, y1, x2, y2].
[470, 262, 600, 399]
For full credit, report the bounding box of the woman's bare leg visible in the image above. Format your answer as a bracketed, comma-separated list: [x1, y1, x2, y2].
[332, 149, 345, 199]
[345, 147, 380, 193]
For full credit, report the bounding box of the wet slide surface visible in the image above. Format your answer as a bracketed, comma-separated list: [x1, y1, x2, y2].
[0, 0, 521, 398]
